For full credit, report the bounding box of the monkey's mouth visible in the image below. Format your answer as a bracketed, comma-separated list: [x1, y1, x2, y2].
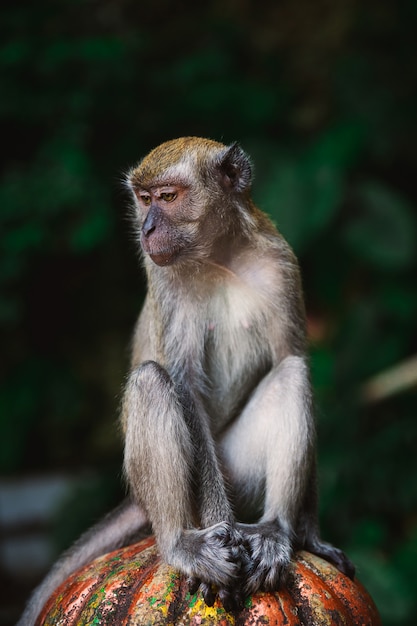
[148, 248, 181, 266]
[141, 233, 181, 266]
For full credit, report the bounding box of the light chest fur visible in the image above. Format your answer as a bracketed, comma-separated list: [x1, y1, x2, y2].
[203, 278, 272, 430]
[160, 257, 282, 431]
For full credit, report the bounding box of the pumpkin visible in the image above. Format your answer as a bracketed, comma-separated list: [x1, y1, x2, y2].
[37, 536, 380, 626]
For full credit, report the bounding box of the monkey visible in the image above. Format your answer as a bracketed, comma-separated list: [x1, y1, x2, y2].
[18, 137, 354, 624]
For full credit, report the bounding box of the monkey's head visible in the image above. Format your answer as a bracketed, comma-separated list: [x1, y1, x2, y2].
[127, 137, 253, 267]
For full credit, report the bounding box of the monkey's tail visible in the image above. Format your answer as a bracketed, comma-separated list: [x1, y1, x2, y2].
[16, 498, 148, 626]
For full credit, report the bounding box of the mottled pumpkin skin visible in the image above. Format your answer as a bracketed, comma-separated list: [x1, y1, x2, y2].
[37, 536, 381, 626]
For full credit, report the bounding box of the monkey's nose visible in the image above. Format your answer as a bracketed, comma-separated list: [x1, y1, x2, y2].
[142, 223, 155, 237]
[142, 214, 157, 237]
[142, 205, 161, 238]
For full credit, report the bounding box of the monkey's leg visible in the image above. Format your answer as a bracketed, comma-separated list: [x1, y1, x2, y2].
[221, 355, 354, 592]
[17, 498, 147, 626]
[123, 361, 245, 597]
[220, 355, 314, 594]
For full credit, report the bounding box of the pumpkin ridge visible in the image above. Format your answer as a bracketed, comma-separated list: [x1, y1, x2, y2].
[237, 588, 296, 626]
[98, 562, 161, 625]
[37, 575, 100, 626]
[121, 560, 171, 624]
[288, 558, 349, 625]
[39, 539, 160, 626]
[89, 544, 163, 625]
[296, 552, 381, 626]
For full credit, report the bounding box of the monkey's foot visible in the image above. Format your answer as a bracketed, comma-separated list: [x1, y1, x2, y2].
[237, 521, 292, 595]
[305, 537, 355, 580]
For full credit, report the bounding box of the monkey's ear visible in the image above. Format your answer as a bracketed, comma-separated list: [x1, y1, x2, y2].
[217, 143, 252, 193]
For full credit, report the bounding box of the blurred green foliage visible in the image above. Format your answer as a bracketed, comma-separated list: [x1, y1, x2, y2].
[1, 0, 417, 623]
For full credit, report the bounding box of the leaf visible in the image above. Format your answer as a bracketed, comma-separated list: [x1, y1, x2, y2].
[305, 122, 365, 171]
[258, 124, 364, 252]
[349, 548, 414, 623]
[70, 208, 112, 252]
[260, 154, 343, 253]
[343, 181, 417, 270]
[3, 223, 45, 254]
[260, 158, 305, 250]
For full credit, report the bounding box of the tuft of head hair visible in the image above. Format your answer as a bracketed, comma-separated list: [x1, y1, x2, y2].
[129, 137, 252, 194]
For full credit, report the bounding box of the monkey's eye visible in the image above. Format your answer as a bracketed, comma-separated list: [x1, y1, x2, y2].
[160, 192, 177, 202]
[139, 194, 151, 206]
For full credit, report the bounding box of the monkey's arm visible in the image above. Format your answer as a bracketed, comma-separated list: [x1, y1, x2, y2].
[17, 499, 148, 626]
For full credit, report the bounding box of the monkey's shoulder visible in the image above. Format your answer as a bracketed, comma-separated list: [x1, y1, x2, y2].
[200, 251, 284, 338]
[226, 241, 297, 301]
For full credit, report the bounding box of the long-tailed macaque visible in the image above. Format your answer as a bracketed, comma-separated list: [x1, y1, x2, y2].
[18, 137, 354, 624]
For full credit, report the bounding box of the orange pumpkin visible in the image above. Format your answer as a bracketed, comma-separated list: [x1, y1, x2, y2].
[37, 536, 381, 625]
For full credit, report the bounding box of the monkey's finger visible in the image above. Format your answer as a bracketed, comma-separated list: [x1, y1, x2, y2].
[218, 587, 245, 614]
[243, 557, 288, 596]
[200, 582, 216, 607]
[187, 576, 201, 596]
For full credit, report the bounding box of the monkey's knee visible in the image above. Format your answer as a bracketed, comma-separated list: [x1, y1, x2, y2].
[121, 361, 176, 435]
[278, 355, 308, 379]
[126, 360, 176, 405]
[129, 360, 173, 389]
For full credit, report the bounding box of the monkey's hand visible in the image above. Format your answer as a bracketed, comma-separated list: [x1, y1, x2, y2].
[180, 522, 249, 612]
[237, 521, 293, 595]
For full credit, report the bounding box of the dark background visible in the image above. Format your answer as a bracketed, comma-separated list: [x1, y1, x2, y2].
[1, 1, 417, 624]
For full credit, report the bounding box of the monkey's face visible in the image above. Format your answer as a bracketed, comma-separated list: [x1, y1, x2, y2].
[133, 185, 195, 266]
[127, 137, 254, 267]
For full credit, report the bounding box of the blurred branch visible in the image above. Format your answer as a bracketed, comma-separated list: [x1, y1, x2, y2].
[361, 354, 417, 404]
